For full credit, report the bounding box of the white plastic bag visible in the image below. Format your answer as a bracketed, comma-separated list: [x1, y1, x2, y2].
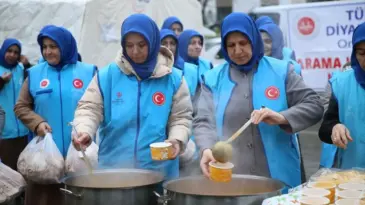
[65, 142, 98, 173]
[17, 133, 64, 184]
[0, 162, 27, 203]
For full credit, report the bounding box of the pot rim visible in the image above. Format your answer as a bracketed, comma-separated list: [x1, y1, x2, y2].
[163, 174, 285, 197]
[61, 168, 164, 189]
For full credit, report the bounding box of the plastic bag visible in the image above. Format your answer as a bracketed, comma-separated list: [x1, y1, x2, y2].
[17, 133, 64, 184]
[0, 162, 27, 203]
[65, 142, 98, 173]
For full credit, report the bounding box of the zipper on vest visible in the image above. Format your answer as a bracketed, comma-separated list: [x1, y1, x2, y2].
[11, 72, 20, 137]
[134, 81, 142, 167]
[58, 72, 65, 155]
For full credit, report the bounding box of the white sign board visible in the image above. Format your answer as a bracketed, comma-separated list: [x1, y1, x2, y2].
[287, 2, 365, 91]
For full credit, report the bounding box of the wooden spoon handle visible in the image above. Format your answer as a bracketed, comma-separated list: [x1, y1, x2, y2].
[226, 119, 252, 143]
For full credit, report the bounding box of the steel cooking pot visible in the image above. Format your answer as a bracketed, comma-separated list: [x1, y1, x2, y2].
[157, 175, 284, 205]
[60, 169, 164, 205]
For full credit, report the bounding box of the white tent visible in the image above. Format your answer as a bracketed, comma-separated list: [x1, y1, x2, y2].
[0, 0, 216, 67]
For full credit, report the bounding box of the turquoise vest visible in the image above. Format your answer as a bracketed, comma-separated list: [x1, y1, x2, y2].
[0, 64, 29, 139]
[320, 143, 337, 168]
[288, 60, 302, 76]
[331, 69, 365, 169]
[182, 62, 198, 97]
[97, 63, 181, 180]
[182, 62, 199, 160]
[197, 58, 211, 83]
[203, 56, 301, 188]
[282, 47, 295, 61]
[28, 62, 96, 157]
[319, 71, 342, 168]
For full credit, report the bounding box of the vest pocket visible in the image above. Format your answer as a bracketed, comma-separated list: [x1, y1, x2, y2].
[35, 89, 53, 95]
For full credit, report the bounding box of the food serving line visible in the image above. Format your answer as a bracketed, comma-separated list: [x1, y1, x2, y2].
[2, 121, 365, 205]
[59, 168, 365, 205]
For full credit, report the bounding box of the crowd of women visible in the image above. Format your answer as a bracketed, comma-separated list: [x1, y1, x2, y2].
[0, 11, 364, 205]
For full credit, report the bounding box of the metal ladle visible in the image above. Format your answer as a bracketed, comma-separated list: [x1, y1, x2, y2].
[68, 122, 93, 174]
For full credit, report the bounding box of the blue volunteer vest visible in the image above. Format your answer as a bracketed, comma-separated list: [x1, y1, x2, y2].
[282, 47, 295, 61]
[28, 62, 96, 157]
[320, 143, 337, 168]
[97, 63, 182, 180]
[182, 62, 198, 97]
[289, 60, 302, 76]
[281, 47, 301, 75]
[0, 64, 29, 139]
[197, 58, 211, 83]
[182, 62, 199, 160]
[319, 70, 342, 168]
[203, 56, 301, 189]
[331, 69, 365, 169]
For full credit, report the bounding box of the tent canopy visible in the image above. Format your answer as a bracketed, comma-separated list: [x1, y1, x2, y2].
[0, 0, 215, 67]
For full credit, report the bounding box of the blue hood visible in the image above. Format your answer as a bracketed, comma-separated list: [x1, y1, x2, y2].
[259, 23, 284, 59]
[178, 29, 203, 65]
[352, 22, 365, 90]
[221, 12, 264, 72]
[161, 16, 183, 30]
[0, 38, 21, 68]
[160, 29, 185, 70]
[37, 25, 78, 69]
[255, 16, 275, 27]
[121, 14, 160, 80]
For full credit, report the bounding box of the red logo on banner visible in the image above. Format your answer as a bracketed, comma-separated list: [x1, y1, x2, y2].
[152, 92, 165, 106]
[298, 17, 315, 35]
[73, 79, 83, 89]
[265, 86, 280, 100]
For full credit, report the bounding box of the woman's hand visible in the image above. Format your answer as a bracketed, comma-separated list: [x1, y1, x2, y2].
[165, 139, 181, 159]
[1, 72, 12, 82]
[72, 132, 92, 151]
[251, 107, 288, 125]
[331, 123, 353, 149]
[200, 149, 216, 178]
[36, 122, 52, 137]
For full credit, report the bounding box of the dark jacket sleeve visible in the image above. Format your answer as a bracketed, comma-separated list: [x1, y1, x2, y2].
[318, 93, 340, 144]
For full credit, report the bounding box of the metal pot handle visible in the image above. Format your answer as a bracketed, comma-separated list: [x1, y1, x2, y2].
[153, 191, 171, 205]
[60, 188, 83, 199]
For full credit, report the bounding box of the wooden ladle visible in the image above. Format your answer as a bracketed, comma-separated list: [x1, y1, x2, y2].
[212, 119, 253, 163]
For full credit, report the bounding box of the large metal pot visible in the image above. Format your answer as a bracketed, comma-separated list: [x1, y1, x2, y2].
[60, 169, 164, 205]
[159, 175, 284, 205]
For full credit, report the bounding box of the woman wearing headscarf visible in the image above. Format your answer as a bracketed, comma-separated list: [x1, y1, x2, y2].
[179, 29, 213, 83]
[318, 22, 365, 169]
[194, 12, 323, 191]
[0, 38, 29, 171]
[258, 21, 306, 182]
[160, 29, 200, 175]
[14, 25, 97, 205]
[258, 23, 302, 75]
[256, 16, 297, 61]
[72, 14, 192, 180]
[160, 29, 198, 98]
[255, 16, 275, 27]
[161, 16, 184, 36]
